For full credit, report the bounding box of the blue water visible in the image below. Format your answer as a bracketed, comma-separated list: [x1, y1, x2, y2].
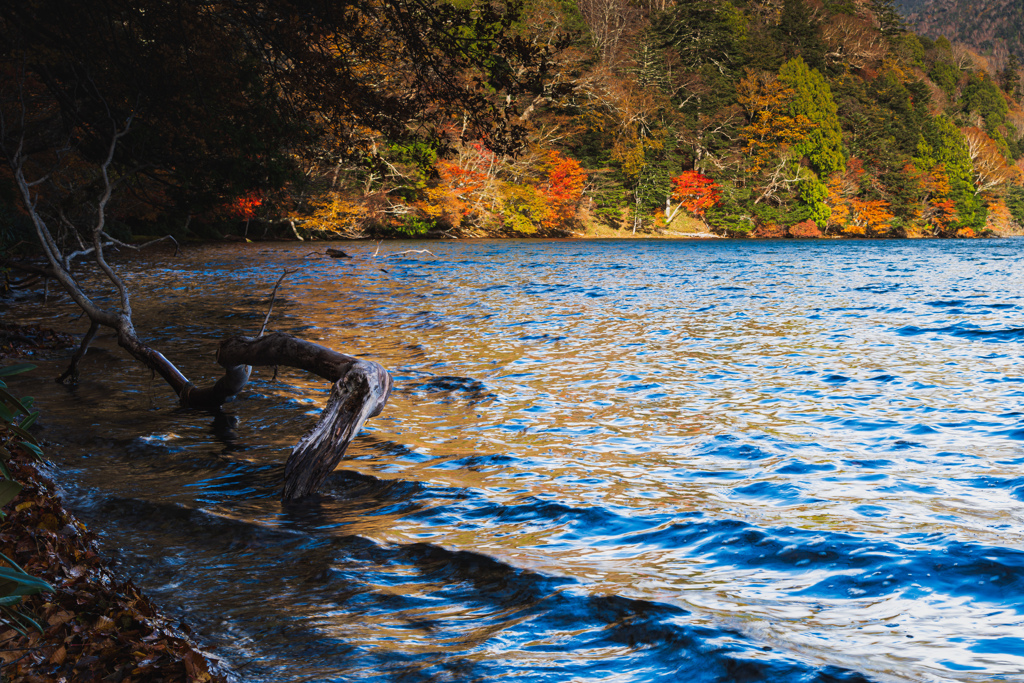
[7, 238, 1024, 682]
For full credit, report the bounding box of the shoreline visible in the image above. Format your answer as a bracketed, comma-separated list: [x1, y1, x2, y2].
[0, 337, 226, 683]
[211, 224, 1023, 242]
[0, 434, 227, 683]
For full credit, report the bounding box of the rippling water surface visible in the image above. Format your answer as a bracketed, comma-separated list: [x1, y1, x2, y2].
[6, 238, 1024, 682]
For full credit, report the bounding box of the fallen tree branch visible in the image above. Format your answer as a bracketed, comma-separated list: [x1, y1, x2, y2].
[103, 233, 180, 257]
[57, 320, 100, 385]
[213, 333, 393, 500]
[379, 249, 436, 259]
[323, 246, 436, 260]
[62, 242, 114, 272]
[4, 103, 392, 500]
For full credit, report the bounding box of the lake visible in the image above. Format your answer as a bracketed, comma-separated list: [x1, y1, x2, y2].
[6, 238, 1024, 682]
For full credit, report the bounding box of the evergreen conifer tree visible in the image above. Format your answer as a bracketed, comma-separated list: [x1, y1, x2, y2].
[1000, 54, 1021, 101]
[774, 0, 827, 72]
[778, 57, 845, 175]
[868, 0, 906, 36]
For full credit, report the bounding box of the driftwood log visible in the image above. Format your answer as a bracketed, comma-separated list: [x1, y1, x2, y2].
[6, 117, 393, 500]
[88, 325, 393, 501]
[211, 333, 392, 500]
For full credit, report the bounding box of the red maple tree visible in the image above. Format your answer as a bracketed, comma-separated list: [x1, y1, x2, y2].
[233, 191, 263, 220]
[232, 190, 263, 237]
[670, 171, 721, 224]
[540, 151, 587, 231]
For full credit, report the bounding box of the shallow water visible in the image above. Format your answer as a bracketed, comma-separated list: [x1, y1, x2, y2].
[6, 238, 1024, 682]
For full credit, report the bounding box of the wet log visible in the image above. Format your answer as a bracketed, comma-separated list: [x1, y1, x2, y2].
[115, 329, 392, 499]
[9, 113, 391, 501]
[212, 332, 392, 500]
[282, 358, 391, 500]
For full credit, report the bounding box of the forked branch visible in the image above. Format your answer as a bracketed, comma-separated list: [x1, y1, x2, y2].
[4, 110, 392, 500]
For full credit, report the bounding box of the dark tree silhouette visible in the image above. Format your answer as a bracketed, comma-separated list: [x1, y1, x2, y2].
[0, 0, 550, 498]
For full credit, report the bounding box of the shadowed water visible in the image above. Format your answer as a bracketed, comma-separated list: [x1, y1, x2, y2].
[5, 238, 1024, 682]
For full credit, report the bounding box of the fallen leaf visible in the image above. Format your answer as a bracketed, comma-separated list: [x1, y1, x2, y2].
[47, 609, 75, 627]
[38, 513, 60, 531]
[183, 649, 210, 678]
[74, 654, 99, 669]
[49, 644, 66, 665]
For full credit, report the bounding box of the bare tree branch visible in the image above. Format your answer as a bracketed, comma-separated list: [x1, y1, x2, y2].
[258, 269, 300, 337]
[3, 85, 392, 500]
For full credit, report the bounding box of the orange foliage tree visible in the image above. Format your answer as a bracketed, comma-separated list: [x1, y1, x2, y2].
[825, 158, 894, 236]
[669, 171, 721, 225]
[736, 71, 813, 176]
[924, 165, 958, 235]
[500, 151, 587, 235]
[422, 159, 491, 230]
[538, 151, 587, 232]
[907, 162, 961, 236]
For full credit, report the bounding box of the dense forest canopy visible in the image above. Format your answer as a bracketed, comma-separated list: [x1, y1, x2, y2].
[2, 0, 1024, 244]
[896, 0, 1024, 68]
[0, 0, 550, 243]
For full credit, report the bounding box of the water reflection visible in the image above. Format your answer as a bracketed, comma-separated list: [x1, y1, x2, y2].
[6, 238, 1024, 682]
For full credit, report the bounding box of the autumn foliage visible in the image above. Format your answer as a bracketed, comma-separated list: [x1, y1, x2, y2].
[669, 171, 721, 222]
[0, 420, 223, 682]
[540, 152, 588, 231]
[788, 220, 822, 238]
[417, 147, 588, 235]
[751, 222, 786, 238]
[737, 71, 813, 175]
[825, 159, 896, 236]
[423, 159, 491, 230]
[232, 191, 263, 220]
[288, 143, 589, 237]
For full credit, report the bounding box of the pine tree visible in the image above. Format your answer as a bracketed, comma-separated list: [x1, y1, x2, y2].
[774, 0, 827, 72]
[961, 72, 1010, 143]
[653, 0, 746, 73]
[868, 0, 906, 36]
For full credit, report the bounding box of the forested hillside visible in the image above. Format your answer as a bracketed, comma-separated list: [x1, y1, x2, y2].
[290, 0, 1024, 238]
[897, 0, 1024, 66]
[3, 0, 1024, 241]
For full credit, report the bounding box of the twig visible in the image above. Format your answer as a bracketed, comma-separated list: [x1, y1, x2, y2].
[258, 268, 299, 337]
[379, 249, 436, 259]
[103, 233, 180, 257]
